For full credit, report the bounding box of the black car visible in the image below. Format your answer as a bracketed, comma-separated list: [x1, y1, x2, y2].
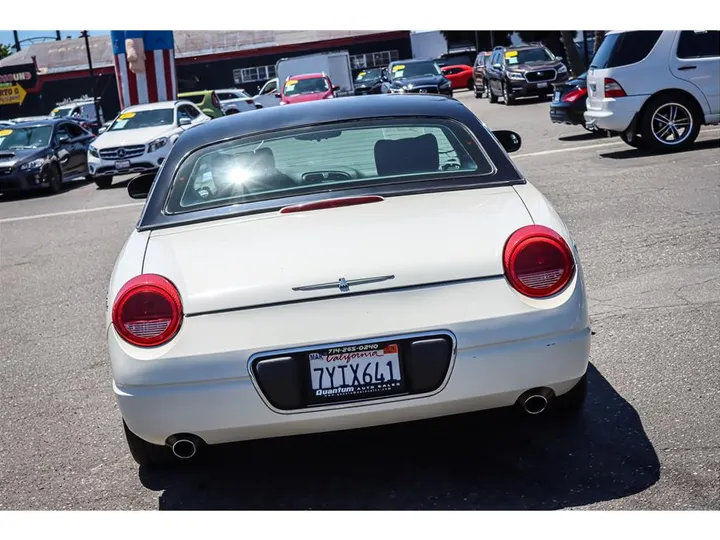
[381, 59, 453, 96]
[0, 119, 94, 195]
[353, 68, 387, 95]
[486, 44, 570, 105]
[549, 72, 589, 128]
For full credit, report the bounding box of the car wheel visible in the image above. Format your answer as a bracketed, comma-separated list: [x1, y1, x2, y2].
[225, 109, 239, 115]
[639, 94, 701, 153]
[467, 78, 474, 91]
[487, 83, 498, 103]
[123, 420, 174, 467]
[552, 373, 587, 416]
[46, 163, 63, 194]
[94, 176, 113, 189]
[503, 83, 515, 106]
[620, 131, 647, 149]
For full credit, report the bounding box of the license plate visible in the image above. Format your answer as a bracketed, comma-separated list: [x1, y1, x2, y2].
[308, 341, 405, 405]
[554, 91, 560, 101]
[115, 160, 130, 170]
[537, 82, 548, 88]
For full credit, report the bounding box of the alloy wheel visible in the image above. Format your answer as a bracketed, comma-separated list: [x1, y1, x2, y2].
[651, 102, 693, 146]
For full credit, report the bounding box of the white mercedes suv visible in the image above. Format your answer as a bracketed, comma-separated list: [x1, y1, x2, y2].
[88, 100, 211, 188]
[584, 30, 719, 152]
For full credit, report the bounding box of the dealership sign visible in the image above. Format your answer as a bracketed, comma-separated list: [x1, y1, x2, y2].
[0, 84, 27, 106]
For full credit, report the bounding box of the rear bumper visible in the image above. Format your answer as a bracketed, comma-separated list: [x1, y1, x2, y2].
[109, 272, 590, 446]
[584, 95, 647, 133]
[550, 103, 586, 126]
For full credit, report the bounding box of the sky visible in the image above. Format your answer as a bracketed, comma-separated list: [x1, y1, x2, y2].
[0, 30, 110, 50]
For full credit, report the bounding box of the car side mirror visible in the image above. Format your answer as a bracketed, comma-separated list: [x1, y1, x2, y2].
[179, 117, 192, 127]
[127, 172, 156, 199]
[98, 126, 107, 134]
[332, 85, 340, 92]
[493, 63, 502, 70]
[274, 92, 281, 98]
[557, 56, 564, 62]
[58, 135, 70, 145]
[493, 130, 522, 153]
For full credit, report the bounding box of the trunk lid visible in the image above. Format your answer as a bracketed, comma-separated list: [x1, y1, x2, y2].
[142, 187, 532, 314]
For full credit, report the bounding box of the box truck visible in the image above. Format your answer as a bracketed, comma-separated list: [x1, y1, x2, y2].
[275, 51, 354, 97]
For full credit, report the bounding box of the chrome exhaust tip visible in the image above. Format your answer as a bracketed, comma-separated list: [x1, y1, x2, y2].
[518, 387, 554, 415]
[166, 434, 203, 460]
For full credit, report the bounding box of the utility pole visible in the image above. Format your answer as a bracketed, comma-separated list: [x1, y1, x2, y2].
[13, 31, 21, 52]
[81, 31, 101, 131]
[56, 31, 62, 41]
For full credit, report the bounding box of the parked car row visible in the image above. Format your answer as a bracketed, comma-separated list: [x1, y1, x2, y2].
[551, 30, 719, 152]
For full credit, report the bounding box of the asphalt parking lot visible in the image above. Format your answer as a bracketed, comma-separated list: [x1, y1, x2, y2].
[1, 89, 718, 510]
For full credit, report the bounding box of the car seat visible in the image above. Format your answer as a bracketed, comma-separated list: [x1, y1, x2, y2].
[373, 133, 440, 177]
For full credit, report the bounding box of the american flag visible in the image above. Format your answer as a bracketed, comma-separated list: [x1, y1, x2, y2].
[111, 31, 177, 110]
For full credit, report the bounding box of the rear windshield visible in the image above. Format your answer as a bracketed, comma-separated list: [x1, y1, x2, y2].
[165, 119, 495, 215]
[590, 31, 662, 69]
[181, 94, 205, 105]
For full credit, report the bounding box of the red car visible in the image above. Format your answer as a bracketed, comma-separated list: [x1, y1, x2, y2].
[275, 73, 339, 105]
[441, 64, 474, 90]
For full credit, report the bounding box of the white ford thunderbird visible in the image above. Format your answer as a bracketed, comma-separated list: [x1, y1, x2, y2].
[106, 94, 590, 466]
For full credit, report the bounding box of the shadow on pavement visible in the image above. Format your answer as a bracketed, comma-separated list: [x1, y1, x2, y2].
[139, 363, 659, 510]
[558, 131, 609, 143]
[0, 178, 92, 203]
[599, 137, 720, 160]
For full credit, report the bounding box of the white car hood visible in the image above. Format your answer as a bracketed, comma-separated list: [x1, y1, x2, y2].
[93, 126, 175, 148]
[142, 187, 534, 314]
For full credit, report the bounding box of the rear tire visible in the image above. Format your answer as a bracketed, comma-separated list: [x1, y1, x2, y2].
[94, 176, 113, 189]
[467, 78, 474, 91]
[638, 93, 701, 153]
[123, 420, 174, 467]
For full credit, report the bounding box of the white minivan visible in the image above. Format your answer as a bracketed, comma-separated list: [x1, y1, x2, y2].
[584, 31, 719, 152]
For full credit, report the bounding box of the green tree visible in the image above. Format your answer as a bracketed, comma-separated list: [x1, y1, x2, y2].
[560, 31, 587, 76]
[0, 43, 12, 60]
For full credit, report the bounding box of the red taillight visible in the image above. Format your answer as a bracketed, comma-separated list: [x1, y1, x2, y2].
[211, 93, 221, 108]
[280, 196, 384, 214]
[503, 225, 575, 298]
[604, 78, 627, 98]
[112, 274, 183, 347]
[247, 99, 255, 105]
[561, 87, 588, 103]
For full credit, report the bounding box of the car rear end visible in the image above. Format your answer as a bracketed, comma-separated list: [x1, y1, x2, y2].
[107, 110, 590, 451]
[550, 74, 588, 126]
[584, 31, 666, 133]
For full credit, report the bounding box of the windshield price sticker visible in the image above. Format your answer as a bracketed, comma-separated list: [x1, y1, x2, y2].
[119, 112, 135, 120]
[307, 342, 404, 404]
[392, 65, 405, 72]
[505, 51, 518, 58]
[0, 129, 13, 137]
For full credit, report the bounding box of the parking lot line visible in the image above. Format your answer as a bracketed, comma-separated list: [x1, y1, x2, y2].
[514, 128, 720, 159]
[0, 202, 145, 224]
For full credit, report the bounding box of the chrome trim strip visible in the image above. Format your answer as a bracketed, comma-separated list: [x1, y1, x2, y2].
[293, 275, 395, 292]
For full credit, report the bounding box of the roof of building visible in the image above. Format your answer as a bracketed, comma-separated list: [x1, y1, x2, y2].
[0, 31, 405, 75]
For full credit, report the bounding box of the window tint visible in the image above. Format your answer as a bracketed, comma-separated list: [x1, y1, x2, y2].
[677, 31, 720, 59]
[165, 119, 495, 215]
[590, 31, 662, 69]
[65, 122, 85, 138]
[177, 106, 196, 122]
[217, 92, 238, 101]
[55, 124, 71, 141]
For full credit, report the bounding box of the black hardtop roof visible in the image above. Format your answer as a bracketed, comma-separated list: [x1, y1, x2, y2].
[172, 94, 468, 157]
[137, 93, 525, 231]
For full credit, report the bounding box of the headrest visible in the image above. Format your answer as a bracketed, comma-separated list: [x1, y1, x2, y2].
[374, 133, 440, 177]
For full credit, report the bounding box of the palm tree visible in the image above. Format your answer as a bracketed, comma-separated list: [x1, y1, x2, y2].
[560, 31, 586, 76]
[593, 31, 607, 56]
